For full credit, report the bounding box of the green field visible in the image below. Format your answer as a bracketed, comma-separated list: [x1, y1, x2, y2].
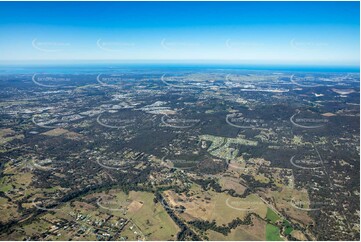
[125, 191, 180, 240]
[282, 220, 294, 235]
[266, 223, 283, 241]
[266, 207, 280, 223]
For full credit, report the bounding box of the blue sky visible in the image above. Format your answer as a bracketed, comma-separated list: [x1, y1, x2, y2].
[0, 1, 359, 66]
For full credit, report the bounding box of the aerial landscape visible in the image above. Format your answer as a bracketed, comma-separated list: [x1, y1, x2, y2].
[0, 1, 359, 241]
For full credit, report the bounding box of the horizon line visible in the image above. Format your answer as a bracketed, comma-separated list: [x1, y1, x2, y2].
[0, 59, 359, 67]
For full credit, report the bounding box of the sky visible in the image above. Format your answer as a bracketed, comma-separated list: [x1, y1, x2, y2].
[0, 1, 359, 66]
